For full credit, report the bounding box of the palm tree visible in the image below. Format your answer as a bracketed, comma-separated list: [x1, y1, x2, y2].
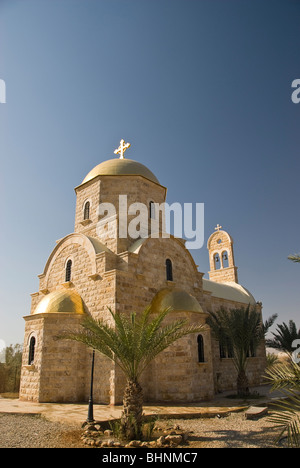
[207, 305, 275, 397]
[60, 306, 206, 440]
[265, 361, 300, 447]
[266, 320, 300, 356]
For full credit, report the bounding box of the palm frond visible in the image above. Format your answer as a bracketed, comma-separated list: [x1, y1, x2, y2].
[59, 306, 206, 381]
[265, 360, 300, 447]
[268, 390, 300, 448]
[265, 361, 300, 390]
[263, 314, 278, 336]
[288, 253, 300, 263]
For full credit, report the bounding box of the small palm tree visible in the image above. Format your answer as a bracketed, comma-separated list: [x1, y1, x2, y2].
[266, 320, 300, 356]
[60, 306, 206, 440]
[207, 305, 275, 397]
[265, 361, 300, 447]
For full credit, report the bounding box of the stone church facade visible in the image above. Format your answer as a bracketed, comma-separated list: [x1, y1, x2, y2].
[19, 144, 267, 404]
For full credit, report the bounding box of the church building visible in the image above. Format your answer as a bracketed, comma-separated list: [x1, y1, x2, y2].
[19, 140, 266, 404]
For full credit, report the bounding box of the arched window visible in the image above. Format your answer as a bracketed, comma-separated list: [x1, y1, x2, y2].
[222, 251, 229, 268]
[166, 259, 173, 281]
[214, 253, 221, 270]
[197, 334, 205, 363]
[28, 336, 36, 365]
[65, 259, 72, 282]
[149, 201, 155, 219]
[84, 201, 90, 220]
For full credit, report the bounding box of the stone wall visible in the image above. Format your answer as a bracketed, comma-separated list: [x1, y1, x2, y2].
[141, 312, 214, 402]
[19, 315, 44, 401]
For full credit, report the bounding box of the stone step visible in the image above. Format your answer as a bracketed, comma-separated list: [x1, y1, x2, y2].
[245, 406, 268, 420]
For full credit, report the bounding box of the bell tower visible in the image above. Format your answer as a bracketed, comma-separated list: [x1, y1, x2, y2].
[207, 224, 238, 283]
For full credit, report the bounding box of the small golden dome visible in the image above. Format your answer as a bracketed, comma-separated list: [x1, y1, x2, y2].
[33, 289, 85, 315]
[151, 288, 203, 313]
[82, 158, 159, 185]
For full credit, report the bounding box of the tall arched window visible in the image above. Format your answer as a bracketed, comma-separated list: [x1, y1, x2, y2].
[197, 334, 205, 363]
[84, 201, 90, 220]
[28, 336, 36, 365]
[222, 251, 229, 268]
[214, 253, 221, 270]
[166, 258, 173, 281]
[65, 259, 72, 282]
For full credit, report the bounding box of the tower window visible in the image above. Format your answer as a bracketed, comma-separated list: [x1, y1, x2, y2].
[28, 336, 36, 365]
[222, 251, 229, 268]
[65, 259, 72, 282]
[214, 253, 221, 270]
[166, 259, 173, 281]
[197, 334, 205, 363]
[84, 201, 90, 220]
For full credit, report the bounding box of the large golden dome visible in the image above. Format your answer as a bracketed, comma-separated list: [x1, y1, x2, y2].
[82, 158, 160, 185]
[33, 289, 85, 315]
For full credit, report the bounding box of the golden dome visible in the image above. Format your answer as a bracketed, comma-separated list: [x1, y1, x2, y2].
[82, 158, 159, 185]
[33, 289, 85, 315]
[151, 288, 203, 313]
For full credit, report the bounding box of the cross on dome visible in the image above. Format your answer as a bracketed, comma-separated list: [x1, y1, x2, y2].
[114, 139, 131, 159]
[215, 224, 222, 231]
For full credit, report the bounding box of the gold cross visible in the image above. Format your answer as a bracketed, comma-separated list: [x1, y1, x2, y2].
[114, 139, 131, 159]
[215, 224, 222, 231]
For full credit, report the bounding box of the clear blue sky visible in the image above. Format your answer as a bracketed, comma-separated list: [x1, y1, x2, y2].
[0, 0, 299, 345]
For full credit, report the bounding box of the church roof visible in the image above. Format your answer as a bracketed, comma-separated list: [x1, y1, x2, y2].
[151, 288, 204, 313]
[81, 158, 160, 185]
[202, 279, 256, 305]
[33, 289, 85, 315]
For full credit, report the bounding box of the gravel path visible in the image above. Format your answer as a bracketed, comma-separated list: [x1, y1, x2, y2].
[0, 413, 86, 448]
[0, 410, 292, 448]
